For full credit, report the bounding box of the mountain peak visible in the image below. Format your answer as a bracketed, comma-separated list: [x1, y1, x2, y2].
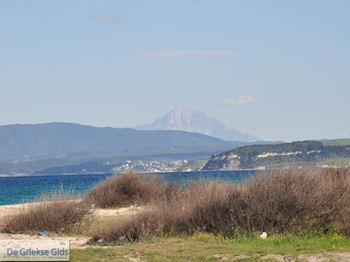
[172, 105, 199, 116]
[174, 105, 185, 112]
[136, 107, 259, 142]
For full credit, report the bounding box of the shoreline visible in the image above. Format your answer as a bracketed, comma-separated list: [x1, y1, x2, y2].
[0, 172, 114, 178]
[0, 169, 261, 178]
[0, 199, 82, 209]
[0, 165, 345, 178]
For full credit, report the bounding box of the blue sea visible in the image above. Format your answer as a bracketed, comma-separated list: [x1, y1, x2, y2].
[0, 171, 256, 206]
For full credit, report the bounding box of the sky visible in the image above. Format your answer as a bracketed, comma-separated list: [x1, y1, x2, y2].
[1, 0, 350, 141]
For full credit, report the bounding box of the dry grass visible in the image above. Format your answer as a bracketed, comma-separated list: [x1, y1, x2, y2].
[2, 190, 91, 233]
[85, 171, 166, 208]
[92, 168, 350, 242]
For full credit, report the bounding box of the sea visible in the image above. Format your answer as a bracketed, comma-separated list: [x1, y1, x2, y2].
[0, 170, 256, 206]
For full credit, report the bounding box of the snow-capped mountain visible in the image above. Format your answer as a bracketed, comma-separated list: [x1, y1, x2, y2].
[136, 106, 259, 142]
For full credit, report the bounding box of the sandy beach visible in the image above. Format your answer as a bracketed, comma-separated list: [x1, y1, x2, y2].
[0, 201, 142, 219]
[0, 201, 143, 249]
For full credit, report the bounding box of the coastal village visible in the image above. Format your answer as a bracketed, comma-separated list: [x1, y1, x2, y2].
[111, 159, 206, 173]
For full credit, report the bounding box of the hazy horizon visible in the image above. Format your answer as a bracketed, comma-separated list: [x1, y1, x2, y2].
[1, 1, 349, 141]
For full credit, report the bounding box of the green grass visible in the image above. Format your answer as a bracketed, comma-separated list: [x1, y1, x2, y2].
[176, 159, 209, 171]
[70, 233, 350, 261]
[321, 157, 350, 166]
[323, 138, 350, 146]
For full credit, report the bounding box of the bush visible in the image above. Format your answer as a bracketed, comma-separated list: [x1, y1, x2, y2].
[183, 168, 350, 235]
[92, 168, 350, 242]
[85, 171, 166, 208]
[2, 190, 91, 233]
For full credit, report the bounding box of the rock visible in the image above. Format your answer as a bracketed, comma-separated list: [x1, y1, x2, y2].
[260, 232, 267, 239]
[39, 231, 48, 236]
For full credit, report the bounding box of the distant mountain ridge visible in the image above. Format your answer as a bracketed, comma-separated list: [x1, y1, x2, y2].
[203, 140, 350, 170]
[136, 106, 259, 142]
[0, 122, 231, 162]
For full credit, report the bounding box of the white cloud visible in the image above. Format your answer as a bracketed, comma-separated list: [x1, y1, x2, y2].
[92, 14, 120, 24]
[141, 49, 235, 57]
[220, 98, 235, 105]
[221, 95, 257, 106]
[237, 95, 257, 105]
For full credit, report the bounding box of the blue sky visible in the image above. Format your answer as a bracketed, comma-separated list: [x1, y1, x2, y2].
[1, 0, 349, 141]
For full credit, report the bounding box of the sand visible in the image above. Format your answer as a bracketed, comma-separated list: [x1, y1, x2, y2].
[0, 201, 143, 249]
[0, 201, 142, 219]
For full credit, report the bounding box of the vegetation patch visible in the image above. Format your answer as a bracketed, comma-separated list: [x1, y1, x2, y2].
[91, 169, 350, 242]
[71, 234, 350, 262]
[85, 171, 168, 208]
[323, 138, 350, 146]
[2, 190, 91, 233]
[204, 140, 350, 170]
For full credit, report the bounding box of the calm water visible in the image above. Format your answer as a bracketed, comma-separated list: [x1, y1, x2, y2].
[0, 170, 256, 205]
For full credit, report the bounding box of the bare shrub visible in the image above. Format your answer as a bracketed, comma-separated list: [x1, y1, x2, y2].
[91, 210, 165, 242]
[92, 168, 350, 242]
[85, 171, 166, 208]
[242, 168, 350, 234]
[2, 190, 91, 233]
[181, 168, 350, 235]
